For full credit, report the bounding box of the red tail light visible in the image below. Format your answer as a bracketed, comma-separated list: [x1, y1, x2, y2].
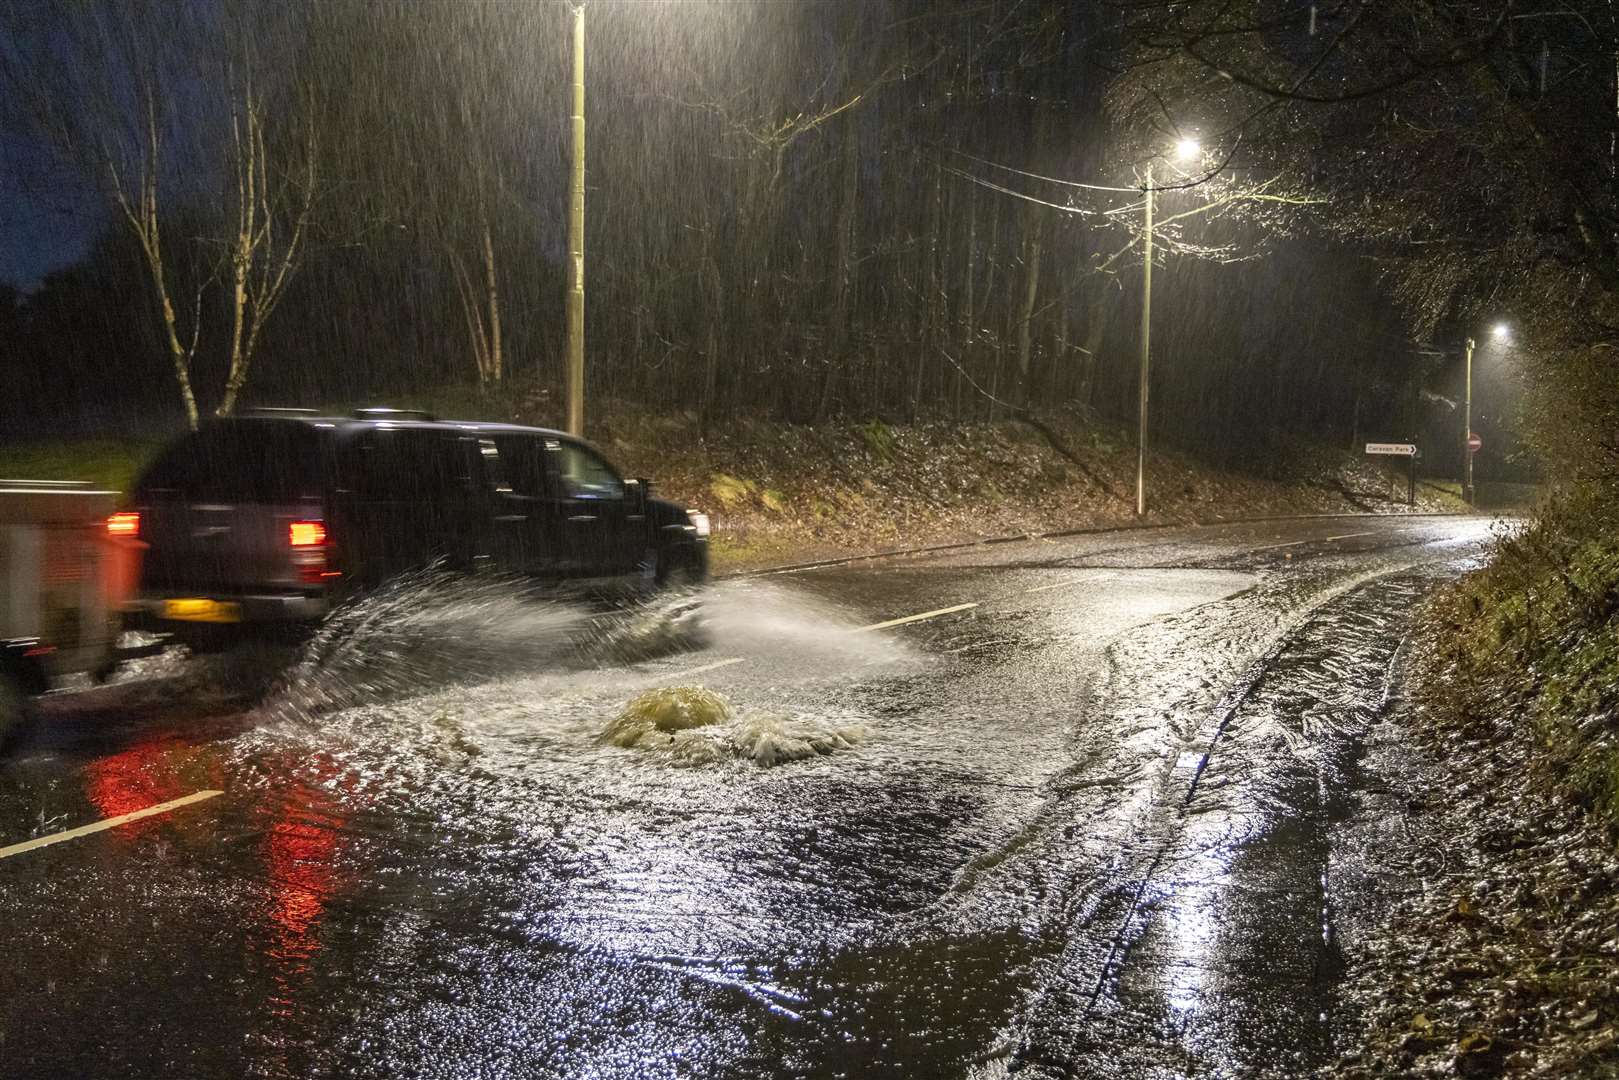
[289, 520, 327, 548]
[107, 511, 141, 538]
[289, 519, 336, 584]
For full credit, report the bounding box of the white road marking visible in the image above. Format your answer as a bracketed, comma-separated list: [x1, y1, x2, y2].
[1247, 537, 1311, 552]
[0, 790, 224, 861]
[647, 656, 749, 683]
[1252, 528, 1382, 552]
[1021, 572, 1117, 594]
[854, 602, 979, 633]
[645, 603, 981, 683]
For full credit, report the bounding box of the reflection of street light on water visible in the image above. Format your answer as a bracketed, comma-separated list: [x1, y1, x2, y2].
[1136, 136, 1202, 516]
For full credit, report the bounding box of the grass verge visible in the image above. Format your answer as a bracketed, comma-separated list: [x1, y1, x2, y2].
[1422, 487, 1619, 831]
[0, 438, 162, 492]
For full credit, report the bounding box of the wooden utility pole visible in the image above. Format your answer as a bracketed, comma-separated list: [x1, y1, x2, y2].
[566, 2, 586, 436]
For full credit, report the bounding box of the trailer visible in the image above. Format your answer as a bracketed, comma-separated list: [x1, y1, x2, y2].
[1, 480, 142, 741]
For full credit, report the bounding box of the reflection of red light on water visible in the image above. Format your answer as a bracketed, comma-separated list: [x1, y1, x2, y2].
[84, 737, 189, 841]
[260, 762, 350, 1027]
[266, 793, 343, 964]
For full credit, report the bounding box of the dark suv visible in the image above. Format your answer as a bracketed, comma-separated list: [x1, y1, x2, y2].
[120, 410, 709, 646]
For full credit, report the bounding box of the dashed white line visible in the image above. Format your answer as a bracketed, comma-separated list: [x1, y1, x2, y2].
[1248, 529, 1380, 553]
[1247, 537, 1311, 552]
[854, 602, 979, 633]
[0, 790, 224, 861]
[644, 604, 983, 684]
[1022, 571, 1117, 594]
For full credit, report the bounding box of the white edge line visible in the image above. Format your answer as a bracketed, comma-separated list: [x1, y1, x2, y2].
[0, 789, 224, 861]
[1323, 530, 1378, 542]
[854, 602, 979, 633]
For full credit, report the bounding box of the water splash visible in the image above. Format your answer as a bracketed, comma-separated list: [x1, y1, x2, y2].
[260, 570, 676, 723]
[602, 685, 867, 768]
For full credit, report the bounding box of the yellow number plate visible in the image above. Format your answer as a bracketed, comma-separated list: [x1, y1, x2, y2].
[162, 598, 242, 624]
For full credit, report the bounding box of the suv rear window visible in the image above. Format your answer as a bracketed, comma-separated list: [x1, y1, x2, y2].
[136, 422, 329, 501]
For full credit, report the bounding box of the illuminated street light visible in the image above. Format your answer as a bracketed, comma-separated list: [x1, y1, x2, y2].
[1492, 322, 1511, 341]
[1175, 138, 1202, 163]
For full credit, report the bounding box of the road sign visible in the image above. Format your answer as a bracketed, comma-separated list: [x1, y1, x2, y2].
[1365, 442, 1417, 456]
[1467, 432, 1482, 453]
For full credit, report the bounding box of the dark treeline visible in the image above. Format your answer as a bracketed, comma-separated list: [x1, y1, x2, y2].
[3, 0, 1594, 479]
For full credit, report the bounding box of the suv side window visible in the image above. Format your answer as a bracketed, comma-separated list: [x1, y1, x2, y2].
[476, 439, 513, 494]
[491, 436, 552, 498]
[343, 429, 477, 501]
[548, 440, 624, 500]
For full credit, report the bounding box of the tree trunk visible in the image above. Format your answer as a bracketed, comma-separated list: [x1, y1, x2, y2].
[450, 248, 492, 384]
[152, 265, 200, 430]
[1077, 288, 1109, 414]
[956, 184, 976, 419]
[914, 162, 942, 420]
[217, 96, 260, 418]
[819, 110, 860, 422]
[1015, 211, 1043, 408]
[1054, 292, 1070, 403]
[482, 217, 502, 384]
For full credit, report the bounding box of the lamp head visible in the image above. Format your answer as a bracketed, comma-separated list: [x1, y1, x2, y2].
[1174, 138, 1202, 163]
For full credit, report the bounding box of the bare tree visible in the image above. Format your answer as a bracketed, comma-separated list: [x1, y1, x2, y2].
[216, 77, 318, 417]
[1, 0, 321, 427]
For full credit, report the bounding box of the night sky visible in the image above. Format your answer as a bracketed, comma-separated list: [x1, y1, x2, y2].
[0, 131, 101, 288]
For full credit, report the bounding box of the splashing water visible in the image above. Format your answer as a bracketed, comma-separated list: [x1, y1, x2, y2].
[254, 572, 913, 729]
[262, 570, 607, 723]
[603, 685, 867, 768]
[695, 579, 914, 670]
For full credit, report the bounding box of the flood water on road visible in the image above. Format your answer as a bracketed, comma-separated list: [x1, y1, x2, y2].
[0, 516, 1498, 1078]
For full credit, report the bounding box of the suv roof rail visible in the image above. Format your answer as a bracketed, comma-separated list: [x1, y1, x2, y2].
[239, 406, 320, 417]
[352, 407, 439, 422]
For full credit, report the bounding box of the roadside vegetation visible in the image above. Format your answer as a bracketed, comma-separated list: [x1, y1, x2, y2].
[1426, 491, 1619, 832]
[0, 438, 162, 492]
[1332, 491, 1619, 1076]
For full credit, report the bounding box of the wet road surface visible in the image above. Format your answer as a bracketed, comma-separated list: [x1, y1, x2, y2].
[0, 514, 1498, 1078]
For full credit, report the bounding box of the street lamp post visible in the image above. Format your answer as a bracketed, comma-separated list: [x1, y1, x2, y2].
[1137, 164, 1154, 517]
[1136, 138, 1201, 517]
[566, 2, 586, 437]
[1463, 335, 1475, 506]
[1463, 322, 1511, 506]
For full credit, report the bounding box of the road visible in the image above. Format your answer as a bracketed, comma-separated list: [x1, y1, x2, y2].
[0, 514, 1497, 1079]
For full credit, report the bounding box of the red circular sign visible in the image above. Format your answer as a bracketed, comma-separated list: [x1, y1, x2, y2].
[1467, 432, 1483, 452]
